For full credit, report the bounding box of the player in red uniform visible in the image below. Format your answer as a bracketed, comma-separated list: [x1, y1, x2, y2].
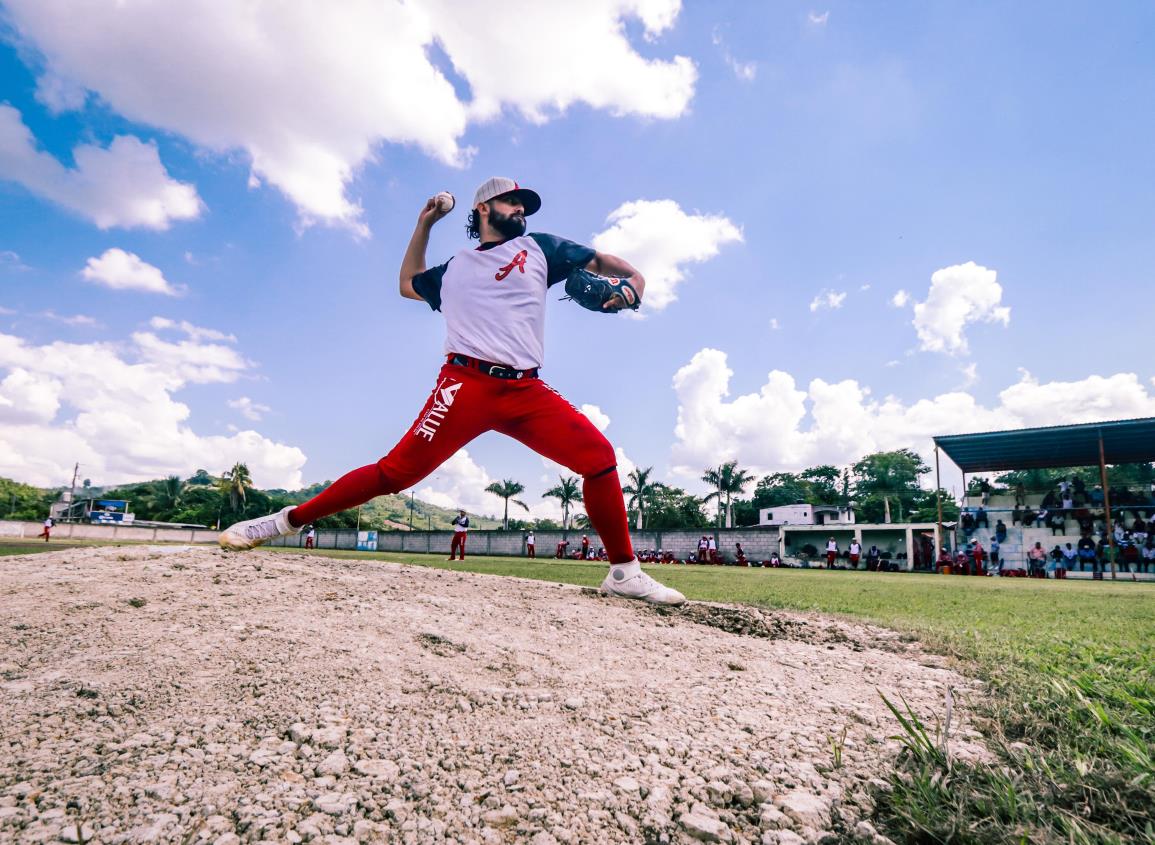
[220, 177, 684, 606]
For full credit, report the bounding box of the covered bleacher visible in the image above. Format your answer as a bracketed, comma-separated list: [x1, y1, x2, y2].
[933, 417, 1155, 580]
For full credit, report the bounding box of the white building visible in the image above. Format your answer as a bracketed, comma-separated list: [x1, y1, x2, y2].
[759, 504, 856, 526]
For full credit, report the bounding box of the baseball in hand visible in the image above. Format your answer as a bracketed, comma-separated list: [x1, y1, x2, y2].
[435, 191, 455, 212]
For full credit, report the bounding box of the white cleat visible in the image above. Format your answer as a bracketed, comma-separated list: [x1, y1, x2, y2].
[600, 563, 686, 606]
[218, 505, 299, 551]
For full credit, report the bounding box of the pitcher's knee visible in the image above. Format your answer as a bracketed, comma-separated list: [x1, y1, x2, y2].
[374, 458, 418, 494]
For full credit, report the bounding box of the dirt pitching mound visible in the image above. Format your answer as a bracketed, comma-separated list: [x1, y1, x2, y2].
[0, 547, 989, 845]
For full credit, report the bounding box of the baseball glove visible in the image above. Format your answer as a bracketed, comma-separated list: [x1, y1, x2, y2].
[562, 267, 641, 312]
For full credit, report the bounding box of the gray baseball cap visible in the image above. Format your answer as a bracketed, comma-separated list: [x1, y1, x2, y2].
[472, 176, 541, 215]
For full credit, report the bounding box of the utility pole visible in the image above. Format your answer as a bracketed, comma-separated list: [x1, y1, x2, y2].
[408, 491, 415, 530]
[68, 462, 80, 521]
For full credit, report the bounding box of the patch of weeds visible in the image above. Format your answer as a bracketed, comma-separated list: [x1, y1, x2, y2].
[127, 597, 147, 608]
[417, 632, 466, 657]
[76, 687, 100, 699]
[171, 563, 186, 571]
[829, 725, 848, 769]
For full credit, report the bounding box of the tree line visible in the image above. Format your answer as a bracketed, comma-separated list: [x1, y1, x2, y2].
[14, 452, 1151, 532]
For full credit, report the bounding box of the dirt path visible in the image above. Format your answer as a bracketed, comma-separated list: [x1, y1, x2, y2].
[0, 546, 989, 845]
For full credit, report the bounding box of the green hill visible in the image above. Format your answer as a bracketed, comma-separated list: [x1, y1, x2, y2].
[3, 475, 501, 531]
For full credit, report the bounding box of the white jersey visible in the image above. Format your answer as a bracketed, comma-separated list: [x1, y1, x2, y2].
[412, 233, 596, 370]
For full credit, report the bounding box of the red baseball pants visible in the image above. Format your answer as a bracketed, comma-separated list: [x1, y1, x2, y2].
[290, 364, 635, 563]
[449, 532, 467, 560]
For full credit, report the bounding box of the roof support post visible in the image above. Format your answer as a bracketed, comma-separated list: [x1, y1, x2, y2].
[1099, 430, 1116, 579]
[935, 446, 944, 553]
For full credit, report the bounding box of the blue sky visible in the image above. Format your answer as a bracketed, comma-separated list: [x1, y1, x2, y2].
[1, 1, 1153, 520]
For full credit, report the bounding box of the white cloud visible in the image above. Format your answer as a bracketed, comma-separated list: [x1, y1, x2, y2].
[580, 403, 611, 433]
[912, 261, 1010, 355]
[0, 326, 305, 488]
[890, 289, 910, 308]
[149, 317, 236, 343]
[808, 11, 830, 25]
[82, 249, 184, 296]
[809, 289, 847, 312]
[5, 0, 697, 234]
[34, 71, 88, 113]
[769, 318, 780, 330]
[0, 251, 30, 271]
[670, 348, 1155, 481]
[860, 284, 871, 291]
[228, 397, 271, 422]
[414, 448, 500, 518]
[591, 199, 742, 311]
[41, 311, 99, 327]
[959, 362, 979, 388]
[0, 105, 202, 230]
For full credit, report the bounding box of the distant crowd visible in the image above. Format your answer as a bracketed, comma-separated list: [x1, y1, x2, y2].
[959, 477, 1154, 576]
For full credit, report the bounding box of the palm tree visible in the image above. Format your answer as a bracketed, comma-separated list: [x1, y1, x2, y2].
[218, 462, 253, 513]
[542, 475, 583, 534]
[702, 460, 755, 528]
[623, 466, 656, 530]
[485, 478, 529, 529]
[146, 475, 185, 520]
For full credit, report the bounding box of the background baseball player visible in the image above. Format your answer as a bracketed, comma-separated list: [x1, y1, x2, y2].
[220, 177, 684, 606]
[450, 509, 468, 560]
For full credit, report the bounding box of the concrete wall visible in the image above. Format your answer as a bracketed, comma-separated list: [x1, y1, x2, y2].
[0, 520, 219, 544]
[269, 526, 782, 559]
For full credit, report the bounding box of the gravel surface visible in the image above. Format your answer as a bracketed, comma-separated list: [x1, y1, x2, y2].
[0, 546, 990, 844]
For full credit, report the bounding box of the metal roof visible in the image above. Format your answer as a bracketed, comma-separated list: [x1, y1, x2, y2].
[933, 417, 1155, 473]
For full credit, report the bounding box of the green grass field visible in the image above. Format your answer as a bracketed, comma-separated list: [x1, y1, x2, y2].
[6, 540, 1152, 842]
[269, 550, 1155, 844]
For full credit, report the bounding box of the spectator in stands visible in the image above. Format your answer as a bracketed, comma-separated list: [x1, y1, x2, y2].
[1096, 537, 1112, 574]
[1077, 535, 1097, 571]
[1061, 543, 1077, 575]
[1028, 542, 1047, 578]
[961, 511, 975, 534]
[1119, 537, 1139, 571]
[995, 519, 1008, 542]
[978, 477, 991, 505]
[1132, 513, 1147, 545]
[1034, 508, 1048, 528]
[1048, 510, 1066, 535]
[1142, 537, 1155, 573]
[1090, 485, 1105, 506]
[975, 507, 989, 529]
[1041, 489, 1058, 509]
[1014, 482, 1027, 507]
[1048, 544, 1065, 579]
[1011, 506, 1023, 526]
[1114, 522, 1126, 545]
[1061, 490, 1074, 511]
[1074, 477, 1086, 495]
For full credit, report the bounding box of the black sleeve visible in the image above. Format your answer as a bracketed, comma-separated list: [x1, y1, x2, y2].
[411, 259, 451, 311]
[528, 232, 597, 286]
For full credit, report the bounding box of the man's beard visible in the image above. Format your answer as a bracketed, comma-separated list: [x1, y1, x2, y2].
[489, 208, 526, 239]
